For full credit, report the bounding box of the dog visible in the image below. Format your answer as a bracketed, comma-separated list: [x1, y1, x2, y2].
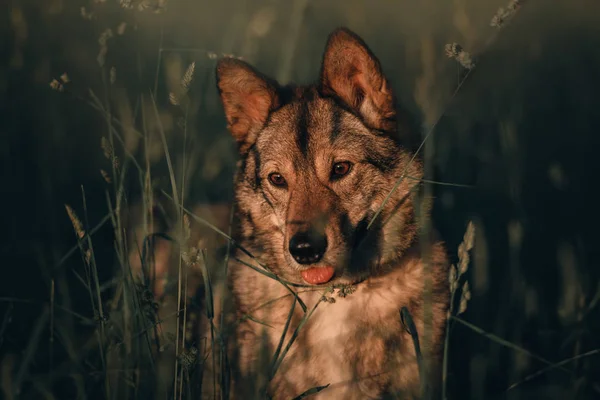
[215, 27, 450, 399]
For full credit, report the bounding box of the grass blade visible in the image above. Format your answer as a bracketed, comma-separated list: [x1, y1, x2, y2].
[269, 297, 297, 378]
[270, 293, 325, 377]
[400, 307, 426, 397]
[291, 384, 331, 399]
[451, 316, 572, 374]
[507, 349, 599, 392]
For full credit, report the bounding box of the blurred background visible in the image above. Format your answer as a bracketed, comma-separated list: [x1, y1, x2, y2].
[1, 0, 599, 399]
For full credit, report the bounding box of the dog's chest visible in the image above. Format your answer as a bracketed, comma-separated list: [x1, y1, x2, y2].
[267, 287, 412, 399]
[231, 257, 428, 398]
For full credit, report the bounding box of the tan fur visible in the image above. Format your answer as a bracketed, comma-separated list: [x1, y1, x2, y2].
[320, 29, 396, 132]
[215, 28, 451, 399]
[217, 59, 281, 153]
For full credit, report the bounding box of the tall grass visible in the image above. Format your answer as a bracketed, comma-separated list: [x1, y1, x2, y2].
[2, 0, 599, 399]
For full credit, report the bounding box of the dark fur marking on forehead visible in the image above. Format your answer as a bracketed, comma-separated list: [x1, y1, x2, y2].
[330, 107, 341, 142]
[296, 100, 310, 156]
[277, 86, 319, 157]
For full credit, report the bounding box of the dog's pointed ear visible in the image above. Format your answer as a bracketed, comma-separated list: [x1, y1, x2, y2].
[216, 58, 280, 152]
[320, 28, 396, 132]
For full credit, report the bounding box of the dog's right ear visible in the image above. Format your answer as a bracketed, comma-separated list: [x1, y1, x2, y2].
[216, 58, 279, 152]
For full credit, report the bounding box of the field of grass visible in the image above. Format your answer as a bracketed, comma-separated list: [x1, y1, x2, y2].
[1, 0, 599, 399]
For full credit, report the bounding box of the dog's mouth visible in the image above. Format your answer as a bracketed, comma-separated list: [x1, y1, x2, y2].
[300, 266, 335, 285]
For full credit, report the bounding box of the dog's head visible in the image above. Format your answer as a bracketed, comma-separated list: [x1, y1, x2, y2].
[216, 28, 422, 286]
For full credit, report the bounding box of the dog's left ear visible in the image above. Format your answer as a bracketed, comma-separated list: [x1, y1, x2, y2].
[320, 28, 396, 132]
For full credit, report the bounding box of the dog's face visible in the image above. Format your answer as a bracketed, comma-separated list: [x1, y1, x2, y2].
[217, 28, 422, 286]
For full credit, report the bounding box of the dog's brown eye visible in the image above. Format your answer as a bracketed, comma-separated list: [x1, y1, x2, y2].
[268, 172, 287, 187]
[331, 161, 352, 179]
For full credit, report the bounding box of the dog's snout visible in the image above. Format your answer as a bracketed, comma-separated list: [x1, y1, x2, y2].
[288, 231, 328, 265]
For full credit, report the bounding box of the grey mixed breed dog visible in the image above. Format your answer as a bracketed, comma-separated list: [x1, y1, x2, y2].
[215, 27, 450, 399]
[129, 26, 451, 400]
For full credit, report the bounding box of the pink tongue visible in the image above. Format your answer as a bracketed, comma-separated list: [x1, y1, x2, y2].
[301, 266, 335, 285]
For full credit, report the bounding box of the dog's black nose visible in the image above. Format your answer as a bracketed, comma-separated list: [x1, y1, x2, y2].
[289, 231, 328, 264]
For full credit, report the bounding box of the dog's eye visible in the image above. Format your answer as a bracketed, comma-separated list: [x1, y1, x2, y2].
[331, 161, 352, 179]
[268, 172, 287, 187]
